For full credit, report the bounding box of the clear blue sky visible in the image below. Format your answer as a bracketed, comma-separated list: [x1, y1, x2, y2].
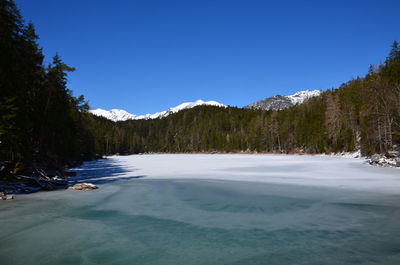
[17, 0, 400, 114]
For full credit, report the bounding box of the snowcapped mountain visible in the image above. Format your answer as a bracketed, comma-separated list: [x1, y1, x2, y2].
[89, 91, 320, 122]
[245, 90, 321, 110]
[286, 90, 321, 105]
[88, 109, 138, 122]
[89, 100, 226, 122]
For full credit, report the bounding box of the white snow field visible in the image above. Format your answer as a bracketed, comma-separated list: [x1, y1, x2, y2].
[77, 154, 400, 194]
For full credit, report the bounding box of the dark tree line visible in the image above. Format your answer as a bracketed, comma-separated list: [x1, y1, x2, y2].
[1, 0, 399, 177]
[0, 0, 95, 173]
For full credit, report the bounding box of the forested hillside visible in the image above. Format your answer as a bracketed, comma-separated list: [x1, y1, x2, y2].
[1, 0, 399, 178]
[88, 43, 400, 156]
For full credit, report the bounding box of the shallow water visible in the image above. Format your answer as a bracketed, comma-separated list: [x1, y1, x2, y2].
[1, 156, 400, 265]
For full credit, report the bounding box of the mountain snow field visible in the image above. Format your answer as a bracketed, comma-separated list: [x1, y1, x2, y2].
[246, 89, 321, 110]
[286, 89, 321, 104]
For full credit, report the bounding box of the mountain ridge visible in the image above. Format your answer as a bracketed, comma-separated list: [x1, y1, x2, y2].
[89, 99, 226, 122]
[89, 90, 322, 122]
[246, 90, 321, 110]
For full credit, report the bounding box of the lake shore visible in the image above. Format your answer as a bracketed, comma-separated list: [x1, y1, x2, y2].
[1, 152, 399, 199]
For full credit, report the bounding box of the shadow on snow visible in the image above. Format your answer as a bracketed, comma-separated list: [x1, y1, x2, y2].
[67, 158, 145, 186]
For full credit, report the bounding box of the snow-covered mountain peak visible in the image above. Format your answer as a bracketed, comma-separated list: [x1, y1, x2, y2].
[167, 100, 225, 114]
[245, 89, 322, 111]
[287, 90, 321, 105]
[89, 109, 138, 122]
[89, 100, 226, 122]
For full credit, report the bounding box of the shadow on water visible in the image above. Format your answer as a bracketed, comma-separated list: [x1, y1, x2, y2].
[67, 158, 146, 185]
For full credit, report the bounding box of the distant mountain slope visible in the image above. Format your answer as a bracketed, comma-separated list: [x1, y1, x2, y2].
[246, 90, 321, 110]
[90, 100, 226, 122]
[88, 109, 137, 122]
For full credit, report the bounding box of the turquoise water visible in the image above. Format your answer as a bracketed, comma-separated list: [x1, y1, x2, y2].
[1, 163, 400, 264]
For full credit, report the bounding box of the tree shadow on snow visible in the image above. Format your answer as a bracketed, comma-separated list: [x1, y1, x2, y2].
[67, 158, 146, 186]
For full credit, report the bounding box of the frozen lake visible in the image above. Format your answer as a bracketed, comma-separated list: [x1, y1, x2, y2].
[1, 154, 400, 264]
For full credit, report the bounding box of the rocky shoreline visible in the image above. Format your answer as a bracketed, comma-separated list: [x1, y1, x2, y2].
[368, 154, 400, 168]
[0, 164, 72, 192]
[0, 162, 101, 199]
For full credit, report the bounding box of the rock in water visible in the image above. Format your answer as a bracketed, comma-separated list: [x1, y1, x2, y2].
[1, 194, 14, 200]
[68, 183, 98, 191]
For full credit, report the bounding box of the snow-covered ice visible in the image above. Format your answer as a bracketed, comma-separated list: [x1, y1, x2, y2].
[2, 154, 400, 265]
[77, 154, 400, 194]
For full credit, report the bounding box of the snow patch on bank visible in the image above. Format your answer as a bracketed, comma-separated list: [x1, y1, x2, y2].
[321, 150, 363, 159]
